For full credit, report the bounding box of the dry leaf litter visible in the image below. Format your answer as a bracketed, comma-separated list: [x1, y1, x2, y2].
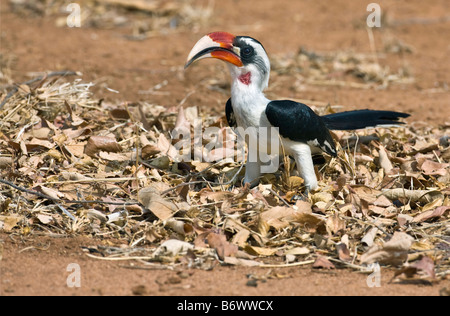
[0, 72, 448, 284]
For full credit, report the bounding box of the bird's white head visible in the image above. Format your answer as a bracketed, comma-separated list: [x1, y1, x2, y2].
[185, 32, 270, 92]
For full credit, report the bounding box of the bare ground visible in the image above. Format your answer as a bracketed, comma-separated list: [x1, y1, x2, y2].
[2, 233, 449, 296]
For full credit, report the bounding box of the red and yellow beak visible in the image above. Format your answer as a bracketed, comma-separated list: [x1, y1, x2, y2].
[185, 32, 243, 69]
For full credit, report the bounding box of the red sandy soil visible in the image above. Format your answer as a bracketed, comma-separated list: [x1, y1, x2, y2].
[2, 234, 449, 296]
[1, 0, 449, 296]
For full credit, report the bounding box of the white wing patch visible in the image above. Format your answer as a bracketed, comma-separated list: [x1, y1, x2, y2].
[324, 140, 336, 154]
[307, 139, 320, 148]
[307, 138, 336, 155]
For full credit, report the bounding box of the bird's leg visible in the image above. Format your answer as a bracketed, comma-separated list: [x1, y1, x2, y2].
[243, 157, 262, 188]
[292, 144, 318, 198]
[243, 161, 262, 188]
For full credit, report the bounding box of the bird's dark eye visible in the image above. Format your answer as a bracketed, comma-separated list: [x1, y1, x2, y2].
[241, 46, 254, 58]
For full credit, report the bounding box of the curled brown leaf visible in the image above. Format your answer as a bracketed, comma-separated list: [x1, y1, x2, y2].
[85, 135, 122, 157]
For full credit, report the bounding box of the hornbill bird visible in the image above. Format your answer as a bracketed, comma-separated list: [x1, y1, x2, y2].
[185, 32, 409, 195]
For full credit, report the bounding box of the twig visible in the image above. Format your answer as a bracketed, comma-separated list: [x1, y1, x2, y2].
[268, 188, 291, 208]
[18, 243, 51, 253]
[56, 203, 76, 222]
[0, 178, 139, 206]
[119, 264, 174, 270]
[85, 253, 154, 261]
[259, 259, 315, 268]
[45, 176, 157, 184]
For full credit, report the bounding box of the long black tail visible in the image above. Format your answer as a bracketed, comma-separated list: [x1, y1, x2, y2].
[321, 109, 410, 131]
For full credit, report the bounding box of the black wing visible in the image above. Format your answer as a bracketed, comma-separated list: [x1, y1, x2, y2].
[225, 98, 237, 128]
[265, 100, 337, 157]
